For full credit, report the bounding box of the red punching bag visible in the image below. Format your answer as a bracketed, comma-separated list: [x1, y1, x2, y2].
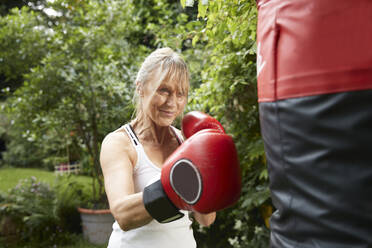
[256, 1, 372, 247]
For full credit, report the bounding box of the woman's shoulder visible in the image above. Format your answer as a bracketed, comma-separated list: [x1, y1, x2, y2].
[101, 126, 137, 166]
[101, 125, 137, 163]
[102, 126, 131, 146]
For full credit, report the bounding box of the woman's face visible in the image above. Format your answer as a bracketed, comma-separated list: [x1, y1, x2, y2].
[141, 70, 188, 127]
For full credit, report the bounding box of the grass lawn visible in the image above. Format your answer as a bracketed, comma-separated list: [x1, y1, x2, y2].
[0, 167, 93, 193]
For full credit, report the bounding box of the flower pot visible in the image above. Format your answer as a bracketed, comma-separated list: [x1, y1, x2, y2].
[0, 216, 18, 246]
[77, 207, 115, 245]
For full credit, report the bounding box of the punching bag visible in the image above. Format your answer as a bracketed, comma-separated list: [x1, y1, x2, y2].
[256, 0, 372, 247]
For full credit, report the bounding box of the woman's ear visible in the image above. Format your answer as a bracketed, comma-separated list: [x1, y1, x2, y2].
[136, 81, 144, 97]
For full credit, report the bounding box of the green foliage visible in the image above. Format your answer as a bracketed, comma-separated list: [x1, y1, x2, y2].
[182, 0, 272, 247]
[58, 236, 107, 248]
[1, 0, 150, 205]
[0, 176, 85, 247]
[0, 7, 48, 81]
[0, 0, 207, 207]
[0, 1, 46, 16]
[0, 0, 206, 207]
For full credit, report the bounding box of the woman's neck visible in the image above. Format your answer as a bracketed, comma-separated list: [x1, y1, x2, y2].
[132, 118, 172, 146]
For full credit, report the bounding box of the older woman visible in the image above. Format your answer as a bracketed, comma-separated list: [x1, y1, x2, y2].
[100, 47, 216, 248]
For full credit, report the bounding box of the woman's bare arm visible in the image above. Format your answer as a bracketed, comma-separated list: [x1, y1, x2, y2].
[100, 132, 152, 231]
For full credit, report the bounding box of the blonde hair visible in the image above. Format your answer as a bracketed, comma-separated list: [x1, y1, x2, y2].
[132, 47, 189, 124]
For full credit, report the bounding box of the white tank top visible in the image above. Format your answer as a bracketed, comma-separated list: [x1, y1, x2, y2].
[107, 124, 196, 248]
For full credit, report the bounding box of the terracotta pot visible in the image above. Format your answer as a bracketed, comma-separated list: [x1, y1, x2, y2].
[77, 207, 115, 245]
[0, 216, 18, 246]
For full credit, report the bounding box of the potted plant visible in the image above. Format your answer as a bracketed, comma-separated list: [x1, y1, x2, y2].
[71, 132, 114, 245]
[77, 207, 114, 245]
[75, 146, 114, 245]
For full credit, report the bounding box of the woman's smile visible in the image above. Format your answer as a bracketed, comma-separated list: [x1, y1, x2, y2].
[159, 109, 176, 117]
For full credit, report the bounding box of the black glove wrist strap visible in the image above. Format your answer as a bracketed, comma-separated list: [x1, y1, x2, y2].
[143, 180, 184, 223]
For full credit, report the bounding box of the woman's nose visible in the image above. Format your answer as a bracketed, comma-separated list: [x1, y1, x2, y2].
[165, 93, 177, 107]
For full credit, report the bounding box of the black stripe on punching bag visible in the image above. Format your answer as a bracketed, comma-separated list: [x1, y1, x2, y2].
[259, 89, 372, 247]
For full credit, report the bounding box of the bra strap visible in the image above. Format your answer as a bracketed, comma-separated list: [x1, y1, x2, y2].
[124, 124, 140, 147]
[170, 126, 184, 145]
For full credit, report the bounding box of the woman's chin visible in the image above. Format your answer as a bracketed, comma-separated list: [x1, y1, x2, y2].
[156, 117, 175, 127]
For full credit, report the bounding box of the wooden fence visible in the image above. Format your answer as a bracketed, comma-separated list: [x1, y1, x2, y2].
[54, 163, 80, 175]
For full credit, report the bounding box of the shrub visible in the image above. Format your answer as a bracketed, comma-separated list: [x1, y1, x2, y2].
[0, 176, 85, 247]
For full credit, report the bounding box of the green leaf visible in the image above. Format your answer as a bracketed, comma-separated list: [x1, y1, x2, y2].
[180, 0, 186, 8]
[192, 34, 200, 46]
[198, 0, 208, 18]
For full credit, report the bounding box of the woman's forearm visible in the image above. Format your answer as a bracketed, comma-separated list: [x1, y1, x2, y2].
[110, 192, 153, 231]
[193, 212, 216, 227]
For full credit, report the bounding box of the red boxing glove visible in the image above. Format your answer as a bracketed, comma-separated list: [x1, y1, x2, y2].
[162, 129, 241, 213]
[143, 129, 241, 223]
[182, 111, 225, 138]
